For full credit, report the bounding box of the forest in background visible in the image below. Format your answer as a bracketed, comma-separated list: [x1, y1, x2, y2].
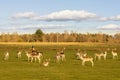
[0, 29, 120, 43]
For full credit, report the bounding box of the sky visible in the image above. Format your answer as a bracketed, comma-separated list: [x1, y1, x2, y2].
[0, 0, 120, 35]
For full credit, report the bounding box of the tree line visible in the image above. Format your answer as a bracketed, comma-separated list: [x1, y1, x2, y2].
[0, 29, 120, 43]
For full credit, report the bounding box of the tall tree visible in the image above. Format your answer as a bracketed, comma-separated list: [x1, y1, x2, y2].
[34, 29, 44, 42]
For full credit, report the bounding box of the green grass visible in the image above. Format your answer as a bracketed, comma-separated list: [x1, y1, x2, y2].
[0, 44, 120, 80]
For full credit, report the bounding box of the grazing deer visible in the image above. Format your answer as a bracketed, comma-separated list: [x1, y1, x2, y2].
[94, 53, 102, 60]
[43, 58, 50, 67]
[111, 51, 118, 59]
[80, 55, 94, 67]
[94, 51, 107, 60]
[76, 52, 87, 60]
[4, 52, 9, 60]
[26, 51, 43, 63]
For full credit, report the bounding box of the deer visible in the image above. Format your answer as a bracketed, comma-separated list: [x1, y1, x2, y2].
[55, 52, 61, 62]
[43, 58, 50, 67]
[94, 53, 102, 60]
[111, 50, 118, 59]
[17, 51, 22, 59]
[76, 51, 87, 60]
[4, 52, 9, 60]
[75, 48, 87, 59]
[26, 51, 43, 63]
[55, 51, 66, 63]
[94, 51, 107, 60]
[80, 55, 94, 67]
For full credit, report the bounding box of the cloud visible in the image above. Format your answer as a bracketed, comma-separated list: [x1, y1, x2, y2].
[0, 23, 71, 30]
[97, 24, 120, 30]
[32, 10, 97, 21]
[0, 23, 72, 34]
[17, 24, 71, 30]
[11, 10, 97, 21]
[10, 10, 120, 22]
[109, 15, 120, 21]
[99, 15, 120, 21]
[11, 12, 36, 19]
[99, 17, 110, 21]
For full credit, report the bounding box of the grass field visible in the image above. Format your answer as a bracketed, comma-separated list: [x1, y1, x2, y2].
[0, 42, 120, 80]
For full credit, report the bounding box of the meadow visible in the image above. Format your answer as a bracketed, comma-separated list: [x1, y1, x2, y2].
[0, 42, 120, 80]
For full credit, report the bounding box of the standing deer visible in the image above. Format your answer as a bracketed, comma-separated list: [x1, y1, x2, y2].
[80, 55, 94, 67]
[17, 51, 22, 59]
[4, 52, 9, 60]
[111, 51, 118, 59]
[26, 51, 43, 63]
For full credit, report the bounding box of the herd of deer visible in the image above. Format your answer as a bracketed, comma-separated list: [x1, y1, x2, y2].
[75, 48, 118, 67]
[3, 47, 118, 67]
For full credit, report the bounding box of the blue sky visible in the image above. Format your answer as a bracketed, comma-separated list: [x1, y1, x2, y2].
[0, 0, 120, 34]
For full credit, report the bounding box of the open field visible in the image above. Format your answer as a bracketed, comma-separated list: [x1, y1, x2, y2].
[0, 43, 120, 80]
[0, 42, 120, 46]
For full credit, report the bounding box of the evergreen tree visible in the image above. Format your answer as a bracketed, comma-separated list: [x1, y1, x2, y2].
[34, 29, 44, 42]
